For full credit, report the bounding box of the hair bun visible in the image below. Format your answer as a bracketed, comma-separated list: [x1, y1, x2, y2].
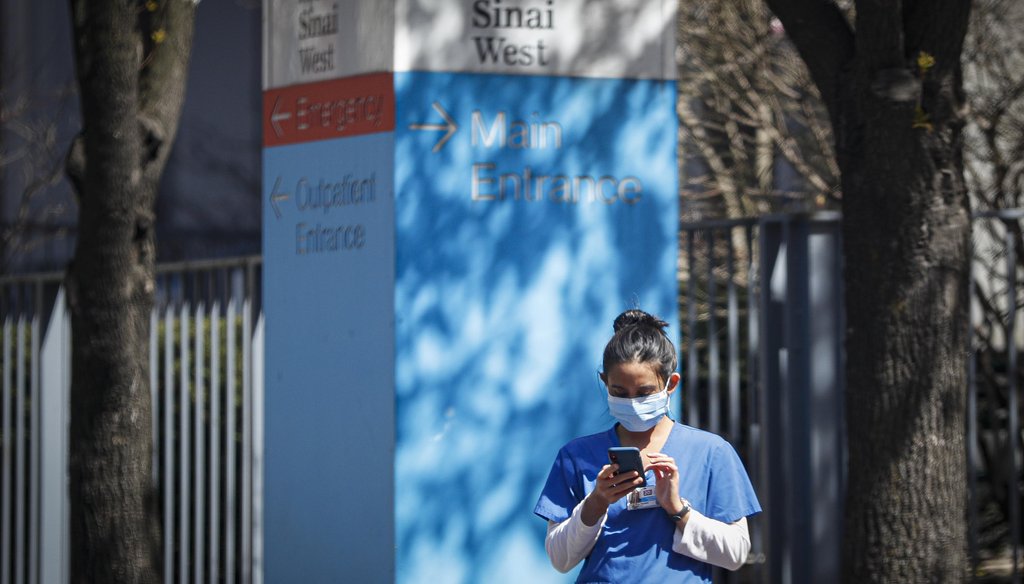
[612, 309, 669, 333]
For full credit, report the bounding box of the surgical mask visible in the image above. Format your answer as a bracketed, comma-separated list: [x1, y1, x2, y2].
[607, 380, 671, 432]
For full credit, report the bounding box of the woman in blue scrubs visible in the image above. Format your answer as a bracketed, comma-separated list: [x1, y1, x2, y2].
[534, 309, 761, 583]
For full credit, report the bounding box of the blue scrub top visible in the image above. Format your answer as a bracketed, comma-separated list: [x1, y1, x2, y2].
[534, 422, 761, 583]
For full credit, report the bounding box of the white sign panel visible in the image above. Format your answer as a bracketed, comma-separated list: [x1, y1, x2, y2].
[263, 0, 395, 89]
[396, 0, 676, 80]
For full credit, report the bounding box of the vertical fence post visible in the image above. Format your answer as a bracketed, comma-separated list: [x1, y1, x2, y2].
[210, 279, 222, 583]
[723, 229, 739, 584]
[163, 287, 175, 584]
[708, 230, 720, 434]
[783, 217, 812, 584]
[2, 304, 12, 584]
[179, 283, 191, 584]
[29, 284, 41, 584]
[1006, 221, 1020, 584]
[745, 223, 765, 584]
[194, 275, 206, 584]
[242, 263, 255, 583]
[253, 314, 265, 584]
[150, 297, 159, 489]
[226, 274, 238, 584]
[687, 230, 699, 427]
[759, 218, 786, 583]
[40, 288, 71, 584]
[967, 232, 979, 579]
[15, 300, 26, 584]
[727, 231, 740, 446]
[808, 217, 843, 582]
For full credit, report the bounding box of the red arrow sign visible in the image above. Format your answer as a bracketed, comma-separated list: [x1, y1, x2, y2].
[263, 73, 395, 147]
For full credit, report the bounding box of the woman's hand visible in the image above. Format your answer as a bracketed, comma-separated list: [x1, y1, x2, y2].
[646, 452, 685, 516]
[581, 463, 643, 525]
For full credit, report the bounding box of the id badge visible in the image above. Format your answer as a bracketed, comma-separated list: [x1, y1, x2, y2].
[626, 485, 660, 510]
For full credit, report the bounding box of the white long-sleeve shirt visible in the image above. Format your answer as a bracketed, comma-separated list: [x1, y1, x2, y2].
[545, 499, 751, 573]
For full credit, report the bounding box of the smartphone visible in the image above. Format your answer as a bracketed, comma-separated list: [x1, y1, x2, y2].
[607, 446, 647, 487]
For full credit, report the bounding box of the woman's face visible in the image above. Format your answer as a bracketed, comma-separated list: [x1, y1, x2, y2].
[601, 361, 679, 399]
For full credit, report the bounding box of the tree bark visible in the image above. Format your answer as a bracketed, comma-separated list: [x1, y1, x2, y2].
[763, 0, 973, 581]
[65, 1, 195, 581]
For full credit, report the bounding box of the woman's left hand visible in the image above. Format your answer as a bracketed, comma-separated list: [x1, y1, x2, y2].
[646, 451, 686, 516]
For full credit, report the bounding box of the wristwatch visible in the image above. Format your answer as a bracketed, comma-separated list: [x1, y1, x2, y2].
[668, 498, 691, 523]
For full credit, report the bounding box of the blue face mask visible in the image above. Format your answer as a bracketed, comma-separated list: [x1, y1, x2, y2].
[607, 379, 671, 432]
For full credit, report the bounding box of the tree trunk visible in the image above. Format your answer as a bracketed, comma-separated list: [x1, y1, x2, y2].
[763, 1, 973, 580]
[838, 7, 972, 580]
[839, 68, 971, 583]
[65, 1, 195, 581]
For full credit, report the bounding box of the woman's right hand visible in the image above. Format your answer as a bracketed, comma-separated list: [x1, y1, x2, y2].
[581, 463, 643, 525]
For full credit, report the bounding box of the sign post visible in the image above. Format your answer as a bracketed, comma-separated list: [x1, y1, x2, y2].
[263, 2, 677, 582]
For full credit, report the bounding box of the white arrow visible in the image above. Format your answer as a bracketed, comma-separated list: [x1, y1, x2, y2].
[270, 176, 289, 219]
[410, 101, 458, 153]
[271, 96, 292, 138]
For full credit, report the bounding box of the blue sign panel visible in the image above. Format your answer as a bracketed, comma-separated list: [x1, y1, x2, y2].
[262, 132, 396, 583]
[394, 71, 678, 583]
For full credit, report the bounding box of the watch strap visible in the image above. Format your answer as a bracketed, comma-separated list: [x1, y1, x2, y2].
[668, 499, 691, 523]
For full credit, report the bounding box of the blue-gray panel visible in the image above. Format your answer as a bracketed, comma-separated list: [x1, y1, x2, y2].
[263, 132, 396, 583]
[394, 71, 678, 583]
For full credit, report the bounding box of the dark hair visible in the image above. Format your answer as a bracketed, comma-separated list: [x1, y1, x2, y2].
[602, 309, 677, 382]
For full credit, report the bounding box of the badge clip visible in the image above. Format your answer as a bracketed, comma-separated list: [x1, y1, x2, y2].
[626, 485, 660, 510]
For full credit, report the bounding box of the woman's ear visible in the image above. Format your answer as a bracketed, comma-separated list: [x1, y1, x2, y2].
[598, 371, 608, 385]
[666, 372, 682, 395]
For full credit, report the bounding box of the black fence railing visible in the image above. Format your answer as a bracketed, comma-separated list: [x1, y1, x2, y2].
[681, 210, 1023, 583]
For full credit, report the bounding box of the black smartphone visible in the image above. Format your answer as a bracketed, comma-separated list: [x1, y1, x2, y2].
[607, 446, 646, 487]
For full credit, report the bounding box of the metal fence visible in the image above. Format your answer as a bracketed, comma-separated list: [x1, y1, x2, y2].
[3, 211, 1020, 583]
[970, 209, 1024, 583]
[0, 256, 263, 584]
[679, 215, 767, 584]
[681, 211, 1024, 583]
[680, 213, 845, 583]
